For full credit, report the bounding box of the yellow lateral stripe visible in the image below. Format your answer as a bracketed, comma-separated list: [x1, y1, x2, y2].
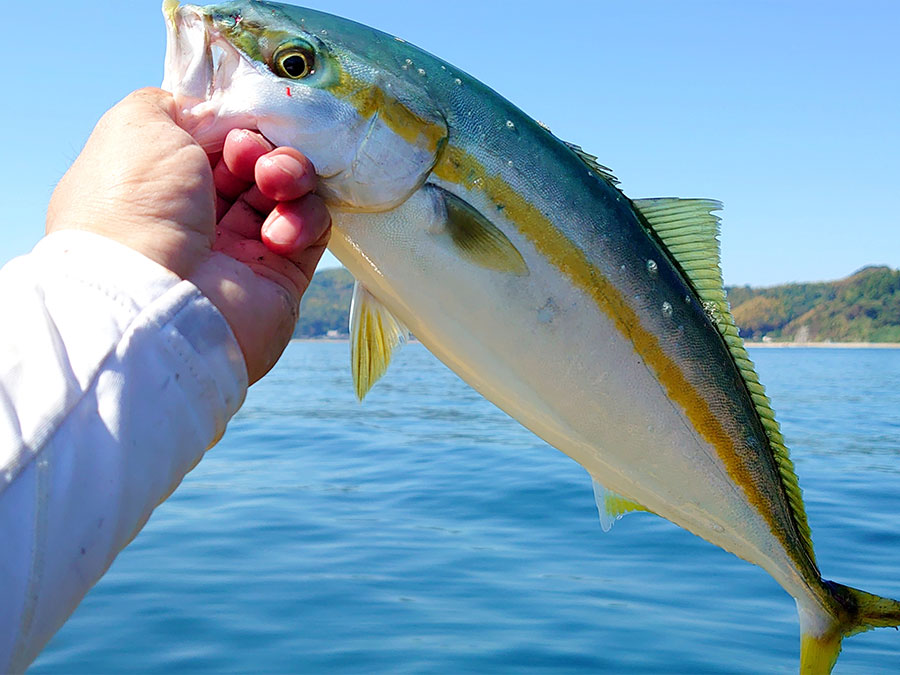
[633, 198, 816, 566]
[433, 145, 808, 569]
[329, 67, 446, 151]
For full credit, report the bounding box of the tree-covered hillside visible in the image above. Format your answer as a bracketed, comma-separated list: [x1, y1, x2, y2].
[293, 267, 354, 338]
[293, 265, 900, 342]
[727, 266, 900, 342]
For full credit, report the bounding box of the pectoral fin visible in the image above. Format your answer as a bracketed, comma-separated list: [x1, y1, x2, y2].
[591, 479, 649, 532]
[428, 185, 528, 276]
[349, 281, 409, 400]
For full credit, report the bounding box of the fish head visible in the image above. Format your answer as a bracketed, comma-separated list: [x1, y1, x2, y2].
[162, 0, 448, 211]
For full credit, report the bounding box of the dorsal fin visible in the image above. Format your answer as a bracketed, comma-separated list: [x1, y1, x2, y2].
[349, 281, 408, 401]
[532, 119, 619, 187]
[632, 197, 816, 566]
[563, 142, 620, 185]
[591, 478, 650, 532]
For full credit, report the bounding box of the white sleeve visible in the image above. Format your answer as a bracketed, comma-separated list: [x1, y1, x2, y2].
[0, 230, 249, 672]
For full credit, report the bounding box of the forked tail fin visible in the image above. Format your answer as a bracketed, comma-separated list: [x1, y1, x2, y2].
[799, 581, 900, 674]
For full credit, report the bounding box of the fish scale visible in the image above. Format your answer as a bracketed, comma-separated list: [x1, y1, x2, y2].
[162, 2, 900, 671]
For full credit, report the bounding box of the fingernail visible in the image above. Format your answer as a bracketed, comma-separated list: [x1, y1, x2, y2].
[230, 128, 260, 147]
[264, 215, 298, 247]
[264, 154, 305, 180]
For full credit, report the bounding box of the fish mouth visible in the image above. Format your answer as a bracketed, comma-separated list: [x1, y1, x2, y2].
[162, 1, 256, 150]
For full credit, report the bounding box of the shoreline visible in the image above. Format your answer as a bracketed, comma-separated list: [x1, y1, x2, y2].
[292, 338, 349, 343]
[292, 338, 900, 349]
[745, 342, 900, 349]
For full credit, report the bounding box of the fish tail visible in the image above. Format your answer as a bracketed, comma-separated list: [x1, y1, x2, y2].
[798, 581, 900, 674]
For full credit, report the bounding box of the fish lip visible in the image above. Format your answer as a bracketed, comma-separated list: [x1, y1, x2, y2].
[162, 3, 211, 104]
[162, 2, 254, 150]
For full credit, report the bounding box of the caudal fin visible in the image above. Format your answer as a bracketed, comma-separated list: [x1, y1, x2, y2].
[799, 581, 900, 674]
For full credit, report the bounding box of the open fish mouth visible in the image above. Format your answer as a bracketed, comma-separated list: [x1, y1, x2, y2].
[162, 1, 257, 150]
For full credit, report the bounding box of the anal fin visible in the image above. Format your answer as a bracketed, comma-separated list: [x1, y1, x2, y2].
[350, 281, 408, 400]
[591, 479, 649, 532]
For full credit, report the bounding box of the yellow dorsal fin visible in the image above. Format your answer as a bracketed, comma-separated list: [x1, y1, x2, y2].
[591, 478, 650, 532]
[632, 197, 816, 566]
[350, 281, 408, 400]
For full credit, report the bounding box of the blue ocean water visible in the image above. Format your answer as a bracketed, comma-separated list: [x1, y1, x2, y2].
[32, 344, 900, 673]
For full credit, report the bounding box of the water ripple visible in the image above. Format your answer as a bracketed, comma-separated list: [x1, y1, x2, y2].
[32, 343, 900, 673]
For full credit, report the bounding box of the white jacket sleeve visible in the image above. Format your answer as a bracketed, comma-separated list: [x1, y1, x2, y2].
[0, 230, 248, 672]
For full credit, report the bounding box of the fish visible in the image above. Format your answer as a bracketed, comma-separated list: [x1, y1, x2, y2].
[162, 1, 900, 671]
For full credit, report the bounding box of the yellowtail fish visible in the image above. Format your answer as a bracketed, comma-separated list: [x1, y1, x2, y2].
[162, 1, 900, 671]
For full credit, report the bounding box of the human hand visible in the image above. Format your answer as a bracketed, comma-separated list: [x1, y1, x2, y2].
[46, 88, 331, 383]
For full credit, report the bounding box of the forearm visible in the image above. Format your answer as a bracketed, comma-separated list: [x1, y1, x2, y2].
[0, 231, 248, 671]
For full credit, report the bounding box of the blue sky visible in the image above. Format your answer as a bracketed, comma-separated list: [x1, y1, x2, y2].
[2, 1, 897, 286]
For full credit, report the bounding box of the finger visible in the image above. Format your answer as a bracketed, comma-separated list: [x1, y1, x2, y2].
[112, 87, 179, 124]
[207, 150, 223, 169]
[261, 194, 331, 256]
[255, 148, 317, 202]
[291, 227, 331, 287]
[216, 129, 274, 200]
[217, 186, 275, 227]
[214, 130, 275, 219]
[214, 156, 252, 206]
[213, 230, 319, 301]
[217, 185, 278, 239]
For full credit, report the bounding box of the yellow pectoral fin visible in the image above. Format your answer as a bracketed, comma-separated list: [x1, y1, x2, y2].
[350, 281, 408, 400]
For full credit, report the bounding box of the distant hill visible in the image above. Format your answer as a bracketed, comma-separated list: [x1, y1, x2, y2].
[294, 265, 900, 343]
[293, 267, 354, 338]
[727, 266, 900, 343]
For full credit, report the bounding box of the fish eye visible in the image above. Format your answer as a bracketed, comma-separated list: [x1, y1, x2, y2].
[273, 44, 315, 79]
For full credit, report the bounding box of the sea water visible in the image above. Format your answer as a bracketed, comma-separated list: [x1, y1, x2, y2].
[32, 344, 900, 673]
